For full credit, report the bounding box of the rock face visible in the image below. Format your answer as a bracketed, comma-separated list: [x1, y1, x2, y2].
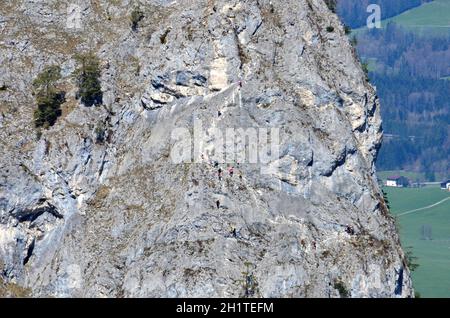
[0, 0, 413, 297]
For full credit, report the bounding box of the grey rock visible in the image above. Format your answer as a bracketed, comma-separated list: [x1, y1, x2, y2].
[0, 0, 413, 298]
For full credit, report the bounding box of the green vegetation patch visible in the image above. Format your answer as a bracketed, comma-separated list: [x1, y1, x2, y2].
[32, 65, 64, 128]
[131, 7, 144, 31]
[385, 185, 450, 297]
[73, 53, 103, 107]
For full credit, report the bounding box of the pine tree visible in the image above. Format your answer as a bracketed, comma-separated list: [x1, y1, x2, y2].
[33, 66, 64, 128]
[73, 53, 103, 106]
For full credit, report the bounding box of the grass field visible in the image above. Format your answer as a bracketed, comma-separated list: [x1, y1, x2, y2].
[384, 185, 450, 297]
[355, 0, 450, 36]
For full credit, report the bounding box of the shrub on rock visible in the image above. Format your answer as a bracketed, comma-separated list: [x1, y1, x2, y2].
[131, 7, 144, 31]
[73, 53, 103, 107]
[32, 65, 64, 128]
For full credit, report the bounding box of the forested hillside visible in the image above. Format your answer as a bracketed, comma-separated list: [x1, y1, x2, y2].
[337, 0, 433, 29]
[354, 24, 449, 179]
[336, 0, 449, 180]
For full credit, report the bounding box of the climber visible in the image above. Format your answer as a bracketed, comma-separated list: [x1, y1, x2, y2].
[231, 227, 237, 238]
[228, 166, 234, 177]
[218, 168, 223, 181]
[216, 200, 220, 209]
[238, 80, 242, 88]
[218, 110, 222, 117]
[345, 224, 355, 235]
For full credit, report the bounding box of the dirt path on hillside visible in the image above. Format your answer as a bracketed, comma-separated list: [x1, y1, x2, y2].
[397, 197, 450, 217]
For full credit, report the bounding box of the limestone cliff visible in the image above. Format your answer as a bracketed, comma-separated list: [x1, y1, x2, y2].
[0, 0, 413, 297]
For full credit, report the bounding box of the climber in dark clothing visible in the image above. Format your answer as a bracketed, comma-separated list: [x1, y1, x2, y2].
[216, 200, 220, 209]
[218, 110, 222, 117]
[345, 225, 355, 235]
[218, 168, 223, 180]
[231, 227, 237, 238]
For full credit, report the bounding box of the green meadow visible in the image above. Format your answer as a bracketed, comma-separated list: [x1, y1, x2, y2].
[384, 185, 450, 297]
